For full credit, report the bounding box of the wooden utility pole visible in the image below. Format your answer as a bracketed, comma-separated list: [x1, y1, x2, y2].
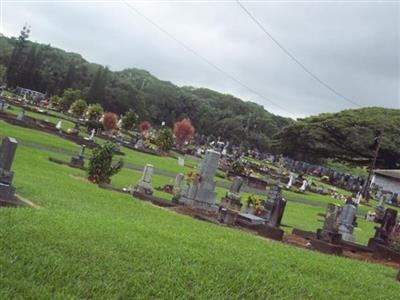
[362, 134, 382, 199]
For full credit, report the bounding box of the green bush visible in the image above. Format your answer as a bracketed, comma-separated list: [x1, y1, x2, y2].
[88, 142, 123, 184]
[156, 128, 174, 152]
[231, 160, 245, 175]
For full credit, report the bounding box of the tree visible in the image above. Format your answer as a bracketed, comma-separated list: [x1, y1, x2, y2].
[49, 95, 62, 108]
[19, 43, 37, 88]
[121, 109, 138, 131]
[102, 112, 118, 132]
[61, 88, 82, 111]
[139, 121, 151, 137]
[87, 66, 109, 104]
[88, 142, 123, 184]
[174, 118, 195, 147]
[86, 103, 104, 121]
[70, 99, 87, 117]
[6, 25, 30, 87]
[156, 128, 174, 152]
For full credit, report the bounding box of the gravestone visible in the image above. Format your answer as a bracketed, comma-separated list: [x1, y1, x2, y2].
[134, 138, 144, 149]
[338, 204, 357, 242]
[267, 198, 286, 227]
[69, 145, 86, 169]
[16, 109, 25, 121]
[173, 173, 185, 198]
[0, 137, 18, 202]
[259, 185, 283, 221]
[368, 208, 398, 248]
[179, 149, 220, 211]
[374, 204, 385, 223]
[251, 185, 287, 241]
[134, 164, 154, 195]
[218, 177, 243, 225]
[84, 129, 96, 142]
[299, 179, 308, 192]
[286, 172, 295, 189]
[322, 204, 342, 232]
[56, 120, 63, 133]
[312, 203, 343, 255]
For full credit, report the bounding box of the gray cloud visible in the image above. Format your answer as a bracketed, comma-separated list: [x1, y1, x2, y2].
[3, 1, 399, 117]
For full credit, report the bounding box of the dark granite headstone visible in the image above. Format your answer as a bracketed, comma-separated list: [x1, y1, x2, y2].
[368, 208, 398, 248]
[0, 137, 18, 201]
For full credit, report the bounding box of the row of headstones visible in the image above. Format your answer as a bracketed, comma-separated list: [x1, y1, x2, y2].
[317, 201, 398, 247]
[131, 149, 288, 227]
[281, 157, 364, 191]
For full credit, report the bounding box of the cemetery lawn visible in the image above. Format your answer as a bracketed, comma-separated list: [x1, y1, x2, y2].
[1, 144, 400, 298]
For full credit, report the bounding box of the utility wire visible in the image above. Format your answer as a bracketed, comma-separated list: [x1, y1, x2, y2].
[236, 0, 362, 108]
[123, 1, 296, 118]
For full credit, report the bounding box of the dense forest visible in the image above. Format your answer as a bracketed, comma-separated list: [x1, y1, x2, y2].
[0, 29, 399, 168]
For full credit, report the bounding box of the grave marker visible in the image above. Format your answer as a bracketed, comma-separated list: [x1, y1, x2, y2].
[218, 177, 243, 225]
[134, 164, 154, 195]
[0, 137, 18, 202]
[179, 149, 220, 211]
[338, 204, 357, 242]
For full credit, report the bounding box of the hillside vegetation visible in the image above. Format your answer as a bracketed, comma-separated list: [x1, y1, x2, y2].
[274, 107, 400, 168]
[0, 35, 291, 151]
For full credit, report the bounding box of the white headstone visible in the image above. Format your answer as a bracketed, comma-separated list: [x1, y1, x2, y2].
[177, 157, 185, 166]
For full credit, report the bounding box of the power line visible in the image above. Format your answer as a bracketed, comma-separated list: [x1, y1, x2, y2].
[236, 0, 362, 108]
[122, 1, 296, 118]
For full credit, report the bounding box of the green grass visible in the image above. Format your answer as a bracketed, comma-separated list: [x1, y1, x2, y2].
[8, 105, 76, 130]
[1, 145, 400, 299]
[0, 120, 80, 153]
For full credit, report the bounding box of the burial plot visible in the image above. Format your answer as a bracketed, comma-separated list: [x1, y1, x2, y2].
[69, 145, 86, 169]
[338, 203, 357, 242]
[0, 137, 19, 205]
[133, 164, 154, 195]
[311, 203, 343, 255]
[368, 208, 398, 249]
[218, 176, 243, 226]
[258, 186, 287, 241]
[179, 149, 220, 211]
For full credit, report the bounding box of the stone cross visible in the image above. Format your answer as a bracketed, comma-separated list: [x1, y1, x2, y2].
[338, 203, 357, 242]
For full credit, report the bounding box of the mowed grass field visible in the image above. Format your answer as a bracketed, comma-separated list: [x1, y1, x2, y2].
[1, 121, 400, 299]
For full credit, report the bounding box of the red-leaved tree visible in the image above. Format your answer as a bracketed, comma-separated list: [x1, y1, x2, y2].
[102, 112, 118, 132]
[139, 121, 151, 137]
[174, 118, 195, 148]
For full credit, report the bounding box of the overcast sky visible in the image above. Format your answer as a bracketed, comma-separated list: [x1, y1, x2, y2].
[1, 0, 399, 118]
